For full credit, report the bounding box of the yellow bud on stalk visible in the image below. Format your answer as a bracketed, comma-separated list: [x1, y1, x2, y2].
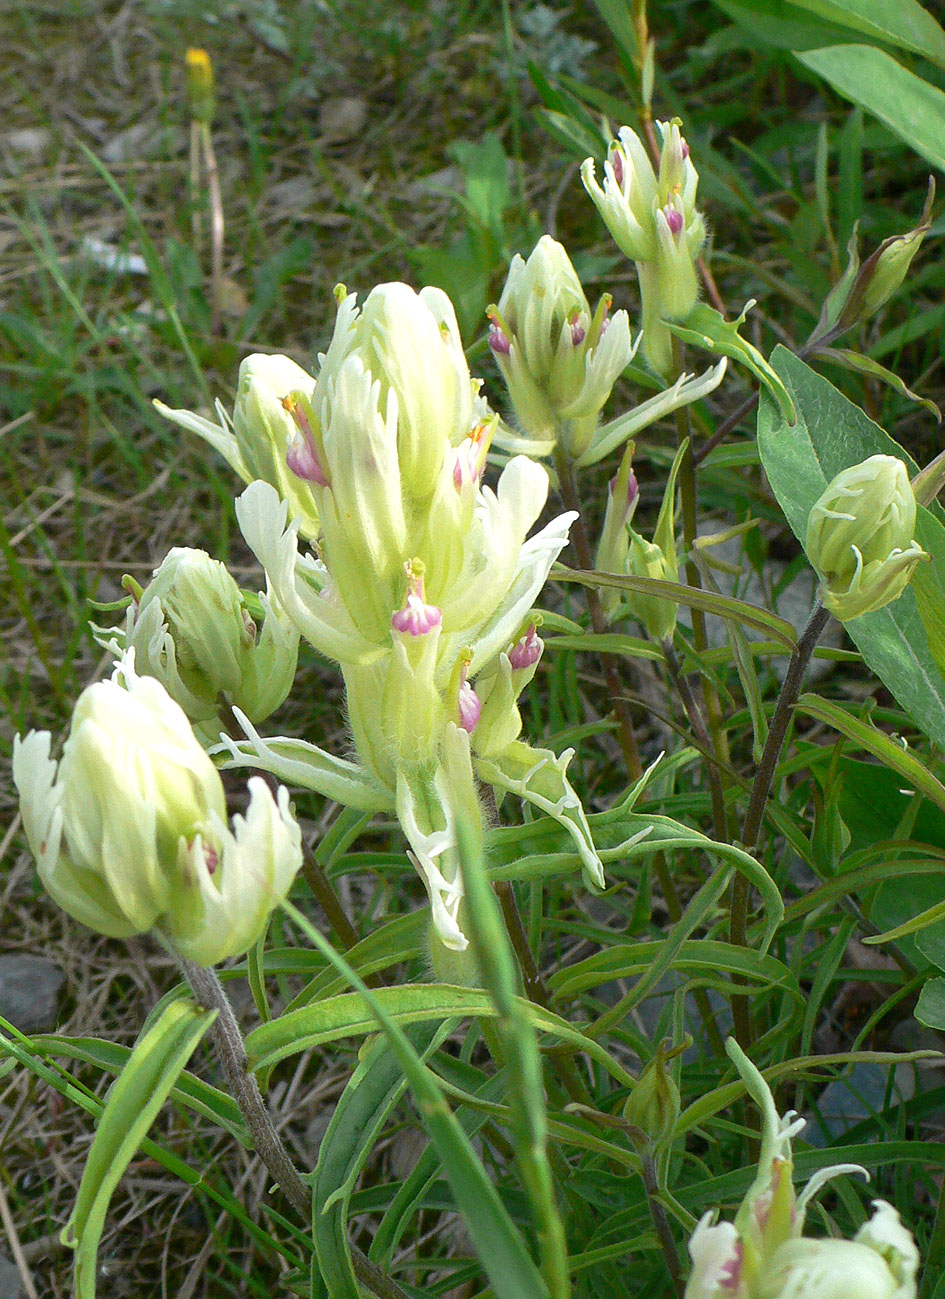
[806, 455, 928, 621]
[185, 48, 216, 127]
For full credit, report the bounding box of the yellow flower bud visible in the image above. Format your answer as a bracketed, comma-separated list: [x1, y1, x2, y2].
[806, 455, 928, 620]
[185, 48, 215, 126]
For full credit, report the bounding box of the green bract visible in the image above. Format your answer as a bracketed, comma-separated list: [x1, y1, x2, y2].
[12, 657, 302, 966]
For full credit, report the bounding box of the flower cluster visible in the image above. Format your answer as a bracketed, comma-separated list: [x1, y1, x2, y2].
[160, 281, 603, 951]
[488, 234, 725, 467]
[12, 656, 302, 967]
[582, 120, 707, 376]
[685, 1041, 919, 1299]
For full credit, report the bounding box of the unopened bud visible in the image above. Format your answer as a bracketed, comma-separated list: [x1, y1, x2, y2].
[806, 455, 928, 620]
[623, 1040, 680, 1148]
[185, 48, 215, 126]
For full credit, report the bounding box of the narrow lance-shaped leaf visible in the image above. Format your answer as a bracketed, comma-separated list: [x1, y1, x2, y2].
[64, 999, 215, 1299]
[279, 900, 552, 1299]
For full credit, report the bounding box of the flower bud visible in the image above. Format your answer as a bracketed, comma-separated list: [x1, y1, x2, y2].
[12, 657, 302, 965]
[623, 1040, 680, 1148]
[154, 353, 321, 539]
[233, 353, 322, 537]
[185, 48, 215, 126]
[843, 180, 934, 336]
[582, 120, 706, 375]
[805, 455, 927, 620]
[318, 282, 477, 501]
[116, 547, 298, 728]
[596, 443, 639, 614]
[489, 235, 634, 457]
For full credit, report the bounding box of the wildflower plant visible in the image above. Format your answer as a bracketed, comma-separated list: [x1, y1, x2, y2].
[8, 13, 945, 1299]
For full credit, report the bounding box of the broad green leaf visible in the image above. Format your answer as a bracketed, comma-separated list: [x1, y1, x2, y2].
[64, 999, 215, 1299]
[666, 302, 796, 424]
[795, 693, 945, 818]
[797, 45, 945, 172]
[757, 347, 945, 750]
[795, 0, 945, 67]
[914, 977, 945, 1030]
[281, 902, 551, 1299]
[711, 0, 882, 50]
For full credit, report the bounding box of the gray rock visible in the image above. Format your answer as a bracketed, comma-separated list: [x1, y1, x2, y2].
[0, 955, 65, 1034]
[0, 1253, 24, 1299]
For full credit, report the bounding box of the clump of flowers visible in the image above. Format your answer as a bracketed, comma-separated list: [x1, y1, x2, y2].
[685, 1041, 919, 1299]
[159, 279, 605, 953]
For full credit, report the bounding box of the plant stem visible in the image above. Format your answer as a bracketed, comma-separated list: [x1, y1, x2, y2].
[180, 959, 311, 1217]
[740, 602, 830, 855]
[553, 445, 644, 782]
[671, 343, 732, 846]
[179, 960, 409, 1299]
[662, 638, 728, 846]
[641, 1152, 683, 1298]
[300, 853, 361, 952]
[496, 879, 593, 1106]
[730, 602, 830, 1047]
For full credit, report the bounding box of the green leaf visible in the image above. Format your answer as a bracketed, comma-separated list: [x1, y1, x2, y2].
[246, 981, 633, 1086]
[280, 902, 551, 1299]
[312, 1025, 446, 1299]
[794, 693, 945, 818]
[64, 999, 215, 1299]
[757, 347, 945, 750]
[555, 565, 798, 648]
[797, 45, 945, 172]
[819, 347, 941, 419]
[914, 977, 945, 1030]
[457, 822, 569, 1299]
[795, 0, 945, 67]
[665, 302, 796, 424]
[28, 1034, 247, 1144]
[710, 0, 882, 50]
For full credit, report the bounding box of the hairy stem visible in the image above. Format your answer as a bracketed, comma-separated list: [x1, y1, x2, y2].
[179, 960, 408, 1299]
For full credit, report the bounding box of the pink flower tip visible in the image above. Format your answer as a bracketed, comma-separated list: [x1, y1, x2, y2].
[392, 565, 441, 637]
[488, 318, 511, 355]
[570, 319, 586, 346]
[509, 625, 543, 671]
[663, 205, 684, 236]
[287, 435, 329, 486]
[458, 678, 481, 733]
[610, 146, 624, 189]
[392, 595, 441, 637]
